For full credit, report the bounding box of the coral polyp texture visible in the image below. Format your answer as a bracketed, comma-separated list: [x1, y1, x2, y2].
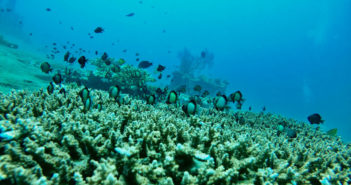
[0, 84, 350, 185]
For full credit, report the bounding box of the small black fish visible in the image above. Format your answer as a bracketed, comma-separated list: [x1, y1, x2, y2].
[136, 53, 139, 56]
[190, 95, 202, 105]
[158, 73, 162, 79]
[109, 85, 121, 100]
[193, 85, 202, 92]
[122, 49, 127, 53]
[285, 128, 297, 139]
[104, 59, 111, 65]
[64, 51, 70, 62]
[262, 106, 266, 111]
[182, 100, 197, 116]
[138, 61, 153, 69]
[126, 13, 135, 17]
[52, 73, 63, 84]
[214, 95, 228, 111]
[167, 75, 171, 78]
[95, 102, 103, 111]
[94, 27, 104, 33]
[79, 87, 90, 103]
[229, 91, 243, 103]
[248, 106, 252, 111]
[201, 90, 209, 97]
[156, 64, 166, 72]
[59, 88, 66, 96]
[47, 82, 54, 94]
[78, 56, 87, 68]
[95, 51, 98, 55]
[68, 57, 76, 63]
[156, 88, 163, 95]
[46, 8, 51, 12]
[308, 113, 324, 124]
[101, 52, 108, 61]
[111, 65, 121, 73]
[146, 94, 156, 105]
[70, 26, 74, 31]
[83, 97, 92, 111]
[40, 62, 53, 73]
[136, 58, 140, 62]
[166, 90, 178, 104]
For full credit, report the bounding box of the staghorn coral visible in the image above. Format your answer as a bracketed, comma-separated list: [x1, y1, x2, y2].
[0, 83, 350, 185]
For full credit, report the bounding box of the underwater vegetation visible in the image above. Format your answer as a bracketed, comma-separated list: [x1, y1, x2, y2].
[0, 83, 350, 185]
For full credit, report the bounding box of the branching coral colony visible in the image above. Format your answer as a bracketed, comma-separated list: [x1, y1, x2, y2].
[0, 84, 350, 185]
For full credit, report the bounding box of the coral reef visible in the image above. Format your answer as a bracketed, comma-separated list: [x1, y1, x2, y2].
[66, 59, 155, 97]
[0, 84, 350, 184]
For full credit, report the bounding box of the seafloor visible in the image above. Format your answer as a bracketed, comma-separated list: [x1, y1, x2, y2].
[0, 45, 350, 185]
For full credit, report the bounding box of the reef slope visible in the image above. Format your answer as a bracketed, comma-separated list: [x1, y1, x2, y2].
[0, 84, 350, 185]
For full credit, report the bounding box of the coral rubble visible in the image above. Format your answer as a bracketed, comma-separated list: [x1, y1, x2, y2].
[0, 84, 350, 184]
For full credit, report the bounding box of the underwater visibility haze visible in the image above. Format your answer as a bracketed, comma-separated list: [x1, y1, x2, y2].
[0, 0, 351, 184]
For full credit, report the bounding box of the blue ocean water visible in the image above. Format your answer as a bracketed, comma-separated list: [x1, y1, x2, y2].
[1, 0, 350, 141]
